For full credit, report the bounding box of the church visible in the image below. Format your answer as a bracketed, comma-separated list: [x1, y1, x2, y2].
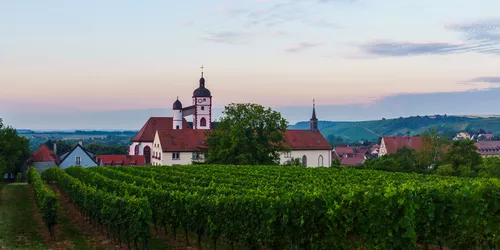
[129, 70, 332, 167]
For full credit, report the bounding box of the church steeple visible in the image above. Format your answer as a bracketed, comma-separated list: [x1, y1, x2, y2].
[310, 99, 318, 131]
[199, 65, 205, 88]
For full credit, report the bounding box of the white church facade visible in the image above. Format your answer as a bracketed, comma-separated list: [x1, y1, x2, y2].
[130, 69, 332, 167]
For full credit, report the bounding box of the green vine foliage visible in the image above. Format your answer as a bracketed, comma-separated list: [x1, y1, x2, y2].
[28, 167, 59, 238]
[54, 167, 151, 248]
[62, 165, 500, 249]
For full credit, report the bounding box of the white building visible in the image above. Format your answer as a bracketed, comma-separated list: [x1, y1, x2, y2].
[131, 69, 332, 167]
[129, 70, 212, 164]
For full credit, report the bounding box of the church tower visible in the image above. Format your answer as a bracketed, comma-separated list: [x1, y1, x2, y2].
[172, 97, 183, 129]
[192, 66, 212, 129]
[310, 99, 318, 132]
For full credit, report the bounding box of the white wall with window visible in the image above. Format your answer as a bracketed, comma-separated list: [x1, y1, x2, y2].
[279, 149, 331, 167]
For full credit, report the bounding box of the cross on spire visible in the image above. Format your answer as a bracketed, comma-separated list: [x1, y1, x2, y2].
[200, 65, 204, 77]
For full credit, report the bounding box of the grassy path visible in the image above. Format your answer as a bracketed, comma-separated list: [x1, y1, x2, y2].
[0, 183, 47, 250]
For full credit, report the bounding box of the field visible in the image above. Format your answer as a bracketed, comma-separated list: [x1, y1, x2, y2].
[290, 115, 500, 142]
[41, 165, 500, 250]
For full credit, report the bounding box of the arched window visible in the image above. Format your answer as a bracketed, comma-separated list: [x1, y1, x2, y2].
[176, 125, 180, 129]
[302, 155, 307, 167]
[200, 117, 207, 127]
[134, 145, 139, 155]
[143, 146, 151, 164]
[318, 155, 324, 167]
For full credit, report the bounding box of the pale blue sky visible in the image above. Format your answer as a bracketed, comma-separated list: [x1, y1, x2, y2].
[1, 0, 500, 129]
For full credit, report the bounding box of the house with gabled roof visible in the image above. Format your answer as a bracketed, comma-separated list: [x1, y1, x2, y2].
[378, 136, 423, 157]
[26, 144, 60, 173]
[58, 142, 97, 168]
[475, 141, 500, 157]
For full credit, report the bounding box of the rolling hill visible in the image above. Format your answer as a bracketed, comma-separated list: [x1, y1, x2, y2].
[289, 115, 500, 143]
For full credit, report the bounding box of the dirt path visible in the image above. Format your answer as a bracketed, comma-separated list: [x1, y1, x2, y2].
[48, 184, 128, 250]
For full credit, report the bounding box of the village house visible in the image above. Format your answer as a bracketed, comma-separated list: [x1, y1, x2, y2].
[58, 142, 97, 169]
[25, 144, 59, 174]
[25, 142, 97, 173]
[475, 141, 500, 157]
[453, 132, 471, 141]
[378, 136, 423, 157]
[134, 70, 332, 167]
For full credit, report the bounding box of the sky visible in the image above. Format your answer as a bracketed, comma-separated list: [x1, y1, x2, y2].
[1, 0, 500, 129]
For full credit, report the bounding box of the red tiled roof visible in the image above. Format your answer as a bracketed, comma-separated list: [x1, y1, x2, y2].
[96, 155, 146, 166]
[475, 141, 500, 155]
[283, 130, 331, 150]
[340, 153, 365, 166]
[157, 129, 209, 152]
[382, 136, 423, 155]
[28, 145, 58, 163]
[334, 146, 354, 156]
[132, 117, 191, 142]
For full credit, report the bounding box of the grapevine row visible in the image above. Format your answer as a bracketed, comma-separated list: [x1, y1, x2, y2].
[28, 167, 58, 239]
[53, 167, 151, 249]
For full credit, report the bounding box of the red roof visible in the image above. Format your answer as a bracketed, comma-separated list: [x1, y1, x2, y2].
[132, 117, 190, 142]
[28, 145, 58, 163]
[382, 136, 423, 155]
[157, 129, 209, 152]
[475, 141, 500, 155]
[340, 153, 365, 166]
[283, 130, 331, 150]
[334, 146, 354, 156]
[96, 155, 146, 166]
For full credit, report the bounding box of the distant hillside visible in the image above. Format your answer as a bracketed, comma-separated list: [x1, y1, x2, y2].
[289, 115, 500, 143]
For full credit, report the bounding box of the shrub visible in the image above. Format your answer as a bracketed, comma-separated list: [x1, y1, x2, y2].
[16, 172, 22, 182]
[457, 165, 476, 178]
[41, 166, 59, 183]
[436, 164, 455, 176]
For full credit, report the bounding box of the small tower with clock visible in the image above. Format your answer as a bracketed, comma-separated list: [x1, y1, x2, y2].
[192, 66, 212, 129]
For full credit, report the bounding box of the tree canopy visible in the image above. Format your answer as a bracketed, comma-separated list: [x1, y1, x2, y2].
[444, 140, 482, 170]
[206, 103, 289, 165]
[0, 119, 31, 177]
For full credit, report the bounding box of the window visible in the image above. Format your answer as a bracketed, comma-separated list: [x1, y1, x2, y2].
[318, 155, 324, 167]
[200, 117, 207, 127]
[76, 157, 81, 166]
[176, 125, 179, 129]
[192, 152, 203, 160]
[172, 152, 180, 160]
[284, 151, 291, 158]
[201, 106, 205, 111]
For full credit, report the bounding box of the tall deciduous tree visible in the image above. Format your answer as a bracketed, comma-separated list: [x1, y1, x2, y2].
[444, 140, 482, 170]
[206, 103, 289, 165]
[0, 118, 31, 176]
[417, 128, 448, 169]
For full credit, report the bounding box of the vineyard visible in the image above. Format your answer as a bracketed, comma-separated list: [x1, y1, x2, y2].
[44, 165, 500, 250]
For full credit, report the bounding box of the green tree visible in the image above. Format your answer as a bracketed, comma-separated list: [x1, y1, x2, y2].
[331, 158, 341, 167]
[417, 128, 448, 170]
[206, 103, 289, 165]
[282, 157, 302, 166]
[44, 140, 72, 155]
[0, 119, 31, 177]
[444, 140, 482, 170]
[435, 164, 455, 176]
[393, 147, 419, 172]
[477, 157, 500, 178]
